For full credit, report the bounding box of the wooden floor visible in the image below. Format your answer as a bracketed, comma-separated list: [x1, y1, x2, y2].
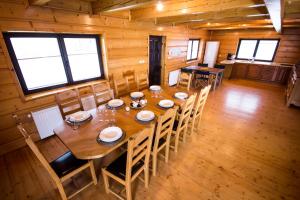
[1, 80, 300, 200]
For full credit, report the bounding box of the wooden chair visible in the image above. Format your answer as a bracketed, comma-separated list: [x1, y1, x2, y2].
[189, 85, 211, 135]
[102, 125, 155, 200]
[91, 82, 114, 107]
[113, 76, 129, 98]
[17, 123, 97, 200]
[177, 72, 192, 91]
[123, 70, 138, 92]
[194, 71, 215, 89]
[151, 107, 178, 176]
[136, 72, 149, 91]
[171, 93, 196, 153]
[55, 89, 83, 120]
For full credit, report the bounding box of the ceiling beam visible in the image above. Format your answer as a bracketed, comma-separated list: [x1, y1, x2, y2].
[29, 0, 52, 6]
[156, 7, 268, 25]
[92, 0, 153, 13]
[263, 0, 284, 32]
[130, 0, 265, 20]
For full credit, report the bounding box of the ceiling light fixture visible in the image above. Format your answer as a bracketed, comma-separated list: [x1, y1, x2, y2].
[190, 19, 204, 22]
[248, 4, 265, 8]
[247, 13, 269, 17]
[207, 22, 211, 25]
[156, 1, 164, 11]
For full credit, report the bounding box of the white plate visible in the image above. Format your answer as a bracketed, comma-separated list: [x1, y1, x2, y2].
[130, 92, 144, 99]
[174, 92, 188, 100]
[108, 99, 124, 108]
[159, 99, 174, 108]
[99, 126, 123, 142]
[68, 111, 91, 123]
[136, 110, 155, 122]
[149, 85, 161, 91]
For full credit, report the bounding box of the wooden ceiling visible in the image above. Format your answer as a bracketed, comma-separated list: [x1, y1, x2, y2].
[28, 0, 300, 32]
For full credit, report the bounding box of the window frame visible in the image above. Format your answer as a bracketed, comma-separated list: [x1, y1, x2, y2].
[3, 32, 105, 95]
[186, 38, 200, 61]
[236, 38, 280, 62]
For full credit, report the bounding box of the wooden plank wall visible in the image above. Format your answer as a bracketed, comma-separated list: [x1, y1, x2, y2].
[0, 1, 208, 155]
[210, 28, 300, 64]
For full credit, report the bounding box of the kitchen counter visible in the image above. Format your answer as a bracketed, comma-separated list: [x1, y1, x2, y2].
[220, 60, 295, 68]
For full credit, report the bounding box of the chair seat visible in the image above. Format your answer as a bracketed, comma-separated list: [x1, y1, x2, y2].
[50, 151, 87, 178]
[106, 152, 144, 180]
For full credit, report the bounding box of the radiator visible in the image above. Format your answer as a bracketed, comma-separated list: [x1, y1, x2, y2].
[31, 105, 64, 139]
[169, 69, 180, 86]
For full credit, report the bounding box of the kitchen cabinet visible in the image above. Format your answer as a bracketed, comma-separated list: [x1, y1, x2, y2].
[231, 63, 291, 84]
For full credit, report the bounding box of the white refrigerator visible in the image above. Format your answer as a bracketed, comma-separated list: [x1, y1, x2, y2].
[203, 41, 220, 68]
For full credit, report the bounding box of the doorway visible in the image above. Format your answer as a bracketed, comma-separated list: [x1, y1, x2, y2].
[149, 35, 163, 85]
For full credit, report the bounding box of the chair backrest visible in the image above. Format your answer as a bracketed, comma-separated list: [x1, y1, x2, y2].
[198, 63, 208, 67]
[113, 77, 129, 98]
[177, 93, 196, 131]
[194, 85, 211, 119]
[17, 123, 60, 182]
[136, 72, 149, 91]
[123, 70, 138, 92]
[214, 64, 225, 69]
[126, 124, 154, 180]
[55, 89, 83, 119]
[177, 72, 192, 91]
[91, 82, 114, 107]
[153, 107, 178, 151]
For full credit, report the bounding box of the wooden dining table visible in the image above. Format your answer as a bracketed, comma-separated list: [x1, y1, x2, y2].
[54, 86, 193, 160]
[183, 65, 224, 91]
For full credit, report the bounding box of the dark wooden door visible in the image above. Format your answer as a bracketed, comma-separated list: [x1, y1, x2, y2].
[149, 36, 162, 85]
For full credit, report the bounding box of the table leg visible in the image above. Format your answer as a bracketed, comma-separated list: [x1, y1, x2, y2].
[220, 72, 224, 85]
[213, 73, 218, 91]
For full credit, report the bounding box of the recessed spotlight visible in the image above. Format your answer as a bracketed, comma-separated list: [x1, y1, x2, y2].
[181, 8, 188, 13]
[207, 22, 211, 25]
[190, 19, 204, 22]
[156, 1, 164, 11]
[242, 24, 246, 26]
[157, 27, 163, 31]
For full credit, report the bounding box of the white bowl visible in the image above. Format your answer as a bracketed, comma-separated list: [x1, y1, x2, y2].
[158, 99, 174, 108]
[108, 99, 124, 108]
[99, 126, 123, 142]
[130, 92, 144, 99]
[68, 111, 91, 123]
[136, 110, 155, 122]
[174, 92, 188, 100]
[150, 85, 161, 91]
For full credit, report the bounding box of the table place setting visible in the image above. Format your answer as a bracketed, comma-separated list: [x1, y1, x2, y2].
[97, 125, 125, 145]
[106, 99, 124, 109]
[174, 92, 189, 100]
[158, 99, 175, 109]
[135, 110, 156, 124]
[149, 85, 161, 91]
[130, 91, 144, 99]
[65, 111, 93, 128]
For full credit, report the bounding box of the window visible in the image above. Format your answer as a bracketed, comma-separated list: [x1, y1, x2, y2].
[4, 32, 104, 95]
[236, 39, 279, 62]
[187, 39, 200, 61]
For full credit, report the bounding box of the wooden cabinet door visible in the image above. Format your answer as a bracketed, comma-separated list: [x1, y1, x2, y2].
[247, 64, 261, 80]
[261, 66, 276, 81]
[231, 64, 248, 79]
[274, 67, 291, 84]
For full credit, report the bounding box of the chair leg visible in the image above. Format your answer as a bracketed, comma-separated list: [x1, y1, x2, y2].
[89, 160, 98, 185]
[152, 153, 157, 177]
[56, 182, 67, 200]
[101, 169, 110, 194]
[144, 164, 149, 188]
[125, 182, 132, 200]
[174, 132, 180, 153]
[165, 139, 170, 163]
[182, 127, 188, 143]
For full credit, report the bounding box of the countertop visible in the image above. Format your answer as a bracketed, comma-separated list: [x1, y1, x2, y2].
[220, 60, 295, 68]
